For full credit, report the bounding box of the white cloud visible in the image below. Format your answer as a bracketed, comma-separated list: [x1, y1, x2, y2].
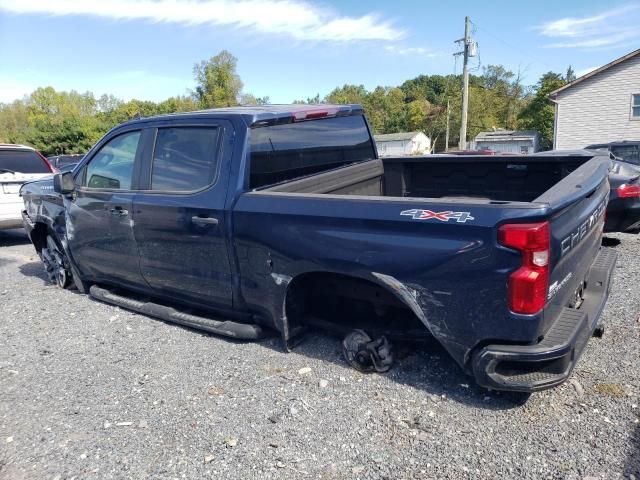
[384, 45, 438, 57]
[545, 30, 638, 49]
[0, 0, 403, 42]
[536, 5, 636, 38]
[534, 4, 640, 50]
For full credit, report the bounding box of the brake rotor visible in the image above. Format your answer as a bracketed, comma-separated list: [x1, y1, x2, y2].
[342, 329, 394, 373]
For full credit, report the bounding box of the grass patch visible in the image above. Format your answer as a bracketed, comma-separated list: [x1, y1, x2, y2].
[593, 383, 626, 396]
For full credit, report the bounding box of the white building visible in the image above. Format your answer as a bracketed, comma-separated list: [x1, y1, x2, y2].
[473, 130, 539, 154]
[550, 48, 640, 150]
[374, 132, 431, 157]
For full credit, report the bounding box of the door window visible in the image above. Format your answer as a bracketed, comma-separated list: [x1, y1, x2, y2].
[151, 127, 219, 191]
[84, 131, 141, 190]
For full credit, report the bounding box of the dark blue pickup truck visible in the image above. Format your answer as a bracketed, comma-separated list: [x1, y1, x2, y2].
[20, 104, 617, 392]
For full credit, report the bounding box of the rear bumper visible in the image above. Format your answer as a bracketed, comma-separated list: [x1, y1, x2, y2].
[604, 197, 640, 233]
[0, 200, 24, 230]
[472, 247, 617, 392]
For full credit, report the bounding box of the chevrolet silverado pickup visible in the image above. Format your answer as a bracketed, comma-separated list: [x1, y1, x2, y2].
[20, 104, 616, 392]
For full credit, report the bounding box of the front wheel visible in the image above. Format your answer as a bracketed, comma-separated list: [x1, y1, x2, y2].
[41, 235, 73, 289]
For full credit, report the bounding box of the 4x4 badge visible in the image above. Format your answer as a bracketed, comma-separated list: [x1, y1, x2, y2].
[401, 209, 475, 223]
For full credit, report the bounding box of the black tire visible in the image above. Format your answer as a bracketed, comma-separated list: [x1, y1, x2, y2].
[593, 323, 605, 338]
[41, 234, 73, 289]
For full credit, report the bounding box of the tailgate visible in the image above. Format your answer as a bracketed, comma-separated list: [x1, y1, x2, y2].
[1, 173, 51, 217]
[540, 157, 610, 329]
[0, 182, 23, 222]
[0, 180, 23, 209]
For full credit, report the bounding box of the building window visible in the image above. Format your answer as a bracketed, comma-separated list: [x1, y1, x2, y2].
[520, 145, 529, 154]
[633, 94, 640, 118]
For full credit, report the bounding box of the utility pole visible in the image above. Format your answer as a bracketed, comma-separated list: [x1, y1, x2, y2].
[454, 16, 472, 150]
[445, 99, 450, 152]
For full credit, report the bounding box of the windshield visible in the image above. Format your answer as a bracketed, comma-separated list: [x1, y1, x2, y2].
[0, 149, 50, 174]
[610, 145, 640, 165]
[249, 115, 376, 188]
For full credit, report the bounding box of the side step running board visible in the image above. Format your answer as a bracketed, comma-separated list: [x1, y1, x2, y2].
[89, 285, 268, 340]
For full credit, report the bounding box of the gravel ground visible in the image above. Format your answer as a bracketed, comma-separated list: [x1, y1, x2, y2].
[0, 228, 639, 480]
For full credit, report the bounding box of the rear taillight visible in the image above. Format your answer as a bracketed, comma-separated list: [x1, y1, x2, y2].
[617, 183, 640, 198]
[498, 221, 550, 315]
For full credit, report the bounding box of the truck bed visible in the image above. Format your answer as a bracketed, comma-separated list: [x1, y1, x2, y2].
[262, 154, 594, 203]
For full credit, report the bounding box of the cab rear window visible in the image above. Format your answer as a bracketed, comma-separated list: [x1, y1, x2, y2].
[249, 115, 375, 188]
[0, 150, 51, 174]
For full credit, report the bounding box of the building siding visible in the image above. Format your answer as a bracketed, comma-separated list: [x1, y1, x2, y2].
[554, 54, 640, 150]
[377, 140, 409, 156]
[375, 133, 430, 156]
[475, 140, 535, 154]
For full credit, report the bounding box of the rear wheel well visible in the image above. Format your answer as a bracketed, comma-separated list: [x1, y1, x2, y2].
[284, 272, 429, 340]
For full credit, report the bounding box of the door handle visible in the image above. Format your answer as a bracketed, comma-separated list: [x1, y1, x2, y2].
[191, 215, 219, 226]
[109, 207, 129, 217]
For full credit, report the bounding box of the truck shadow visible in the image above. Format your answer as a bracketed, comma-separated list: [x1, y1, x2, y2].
[18, 261, 86, 298]
[626, 424, 640, 477]
[18, 260, 50, 284]
[602, 236, 622, 247]
[0, 229, 30, 247]
[12, 257, 531, 410]
[265, 328, 532, 411]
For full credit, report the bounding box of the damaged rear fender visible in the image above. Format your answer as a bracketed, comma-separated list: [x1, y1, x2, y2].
[276, 269, 445, 349]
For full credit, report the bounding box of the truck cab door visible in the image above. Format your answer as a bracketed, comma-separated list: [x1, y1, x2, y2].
[67, 129, 146, 288]
[132, 122, 234, 309]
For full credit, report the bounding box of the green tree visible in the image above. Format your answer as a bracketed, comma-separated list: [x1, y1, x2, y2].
[193, 50, 243, 108]
[292, 94, 321, 104]
[0, 100, 29, 144]
[156, 95, 199, 114]
[360, 86, 407, 134]
[325, 84, 368, 105]
[239, 93, 270, 105]
[565, 66, 576, 83]
[400, 75, 449, 104]
[23, 87, 103, 155]
[518, 72, 566, 150]
[97, 98, 160, 128]
[0, 59, 552, 156]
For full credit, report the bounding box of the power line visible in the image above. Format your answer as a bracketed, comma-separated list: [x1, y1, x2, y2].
[470, 20, 557, 72]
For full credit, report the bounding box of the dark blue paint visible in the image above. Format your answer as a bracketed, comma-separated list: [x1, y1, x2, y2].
[19, 105, 616, 392]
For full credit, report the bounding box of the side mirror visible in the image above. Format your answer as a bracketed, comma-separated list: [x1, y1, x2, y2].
[53, 172, 75, 195]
